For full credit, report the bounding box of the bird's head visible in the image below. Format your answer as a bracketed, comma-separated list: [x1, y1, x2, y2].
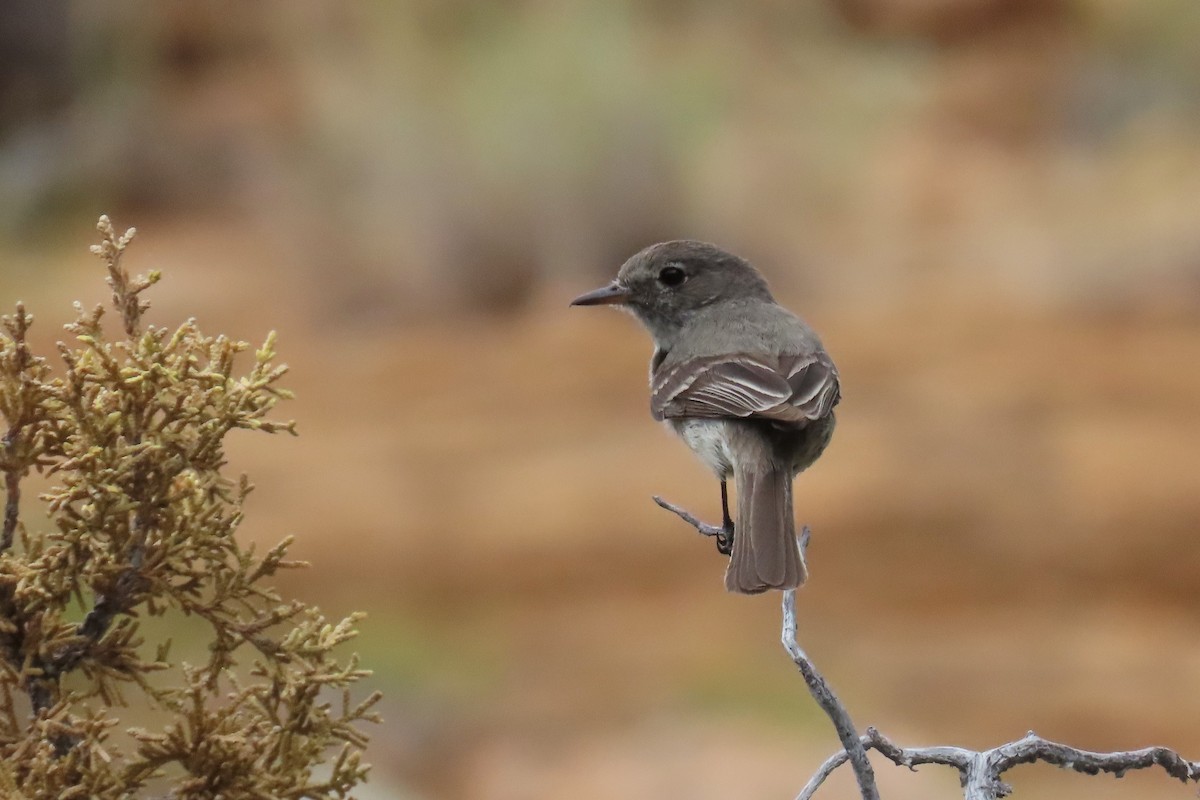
[570, 240, 774, 341]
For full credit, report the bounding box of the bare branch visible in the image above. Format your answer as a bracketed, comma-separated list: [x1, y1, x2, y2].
[780, 527, 1200, 800]
[982, 731, 1200, 794]
[796, 704, 1200, 800]
[783, 585, 880, 800]
[651, 495, 729, 541]
[795, 740, 863, 800]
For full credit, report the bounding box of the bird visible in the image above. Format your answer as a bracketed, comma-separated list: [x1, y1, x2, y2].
[571, 240, 840, 593]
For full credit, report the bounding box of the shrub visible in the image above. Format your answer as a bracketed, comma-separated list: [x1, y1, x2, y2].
[0, 216, 380, 798]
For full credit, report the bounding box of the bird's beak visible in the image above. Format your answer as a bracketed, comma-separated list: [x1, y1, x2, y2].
[570, 281, 632, 307]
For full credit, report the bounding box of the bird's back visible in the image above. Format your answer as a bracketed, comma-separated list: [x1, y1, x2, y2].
[667, 299, 826, 367]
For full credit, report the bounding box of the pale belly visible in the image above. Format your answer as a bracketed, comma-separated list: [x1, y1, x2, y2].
[666, 414, 837, 479]
[669, 419, 734, 478]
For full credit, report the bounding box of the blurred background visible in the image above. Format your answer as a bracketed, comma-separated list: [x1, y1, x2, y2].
[3, 1, 1200, 798]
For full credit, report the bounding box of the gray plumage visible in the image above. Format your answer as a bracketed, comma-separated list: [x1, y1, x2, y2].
[572, 240, 840, 594]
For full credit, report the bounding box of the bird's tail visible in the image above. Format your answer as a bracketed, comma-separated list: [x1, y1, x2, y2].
[727, 449, 806, 594]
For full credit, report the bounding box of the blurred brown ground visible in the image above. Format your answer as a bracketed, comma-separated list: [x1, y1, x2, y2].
[3, 2, 1200, 799]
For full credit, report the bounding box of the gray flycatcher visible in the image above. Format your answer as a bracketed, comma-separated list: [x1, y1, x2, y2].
[571, 240, 840, 594]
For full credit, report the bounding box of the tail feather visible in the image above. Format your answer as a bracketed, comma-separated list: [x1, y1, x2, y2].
[727, 462, 805, 594]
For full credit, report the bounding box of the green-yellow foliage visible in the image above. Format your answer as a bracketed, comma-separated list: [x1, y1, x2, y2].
[0, 216, 380, 798]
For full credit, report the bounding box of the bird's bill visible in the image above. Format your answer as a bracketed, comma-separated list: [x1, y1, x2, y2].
[570, 281, 632, 307]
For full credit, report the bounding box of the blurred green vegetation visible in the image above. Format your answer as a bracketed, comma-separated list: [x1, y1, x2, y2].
[4, 1, 1198, 316]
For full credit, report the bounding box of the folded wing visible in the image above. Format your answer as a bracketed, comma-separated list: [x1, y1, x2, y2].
[652, 352, 840, 426]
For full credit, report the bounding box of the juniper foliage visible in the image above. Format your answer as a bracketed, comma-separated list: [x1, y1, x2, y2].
[0, 216, 380, 798]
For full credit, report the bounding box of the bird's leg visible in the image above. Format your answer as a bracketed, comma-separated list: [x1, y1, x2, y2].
[652, 480, 736, 557]
[716, 479, 734, 555]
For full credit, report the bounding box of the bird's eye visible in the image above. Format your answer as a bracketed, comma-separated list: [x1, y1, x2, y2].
[658, 265, 686, 287]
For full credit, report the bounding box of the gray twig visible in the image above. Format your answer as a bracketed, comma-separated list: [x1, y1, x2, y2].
[794, 701, 1200, 800]
[780, 528, 1200, 800]
[651, 495, 729, 540]
[783, 585, 880, 800]
[658, 498, 1200, 799]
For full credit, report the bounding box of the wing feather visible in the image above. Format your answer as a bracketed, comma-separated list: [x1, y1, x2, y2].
[652, 352, 839, 426]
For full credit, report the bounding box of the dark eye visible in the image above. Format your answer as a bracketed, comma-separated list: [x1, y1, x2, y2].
[658, 265, 686, 287]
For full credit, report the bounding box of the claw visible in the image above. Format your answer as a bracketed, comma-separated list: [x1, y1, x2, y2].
[652, 496, 736, 557]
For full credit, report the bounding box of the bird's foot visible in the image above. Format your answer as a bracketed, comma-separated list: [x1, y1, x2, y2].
[652, 496, 735, 556]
